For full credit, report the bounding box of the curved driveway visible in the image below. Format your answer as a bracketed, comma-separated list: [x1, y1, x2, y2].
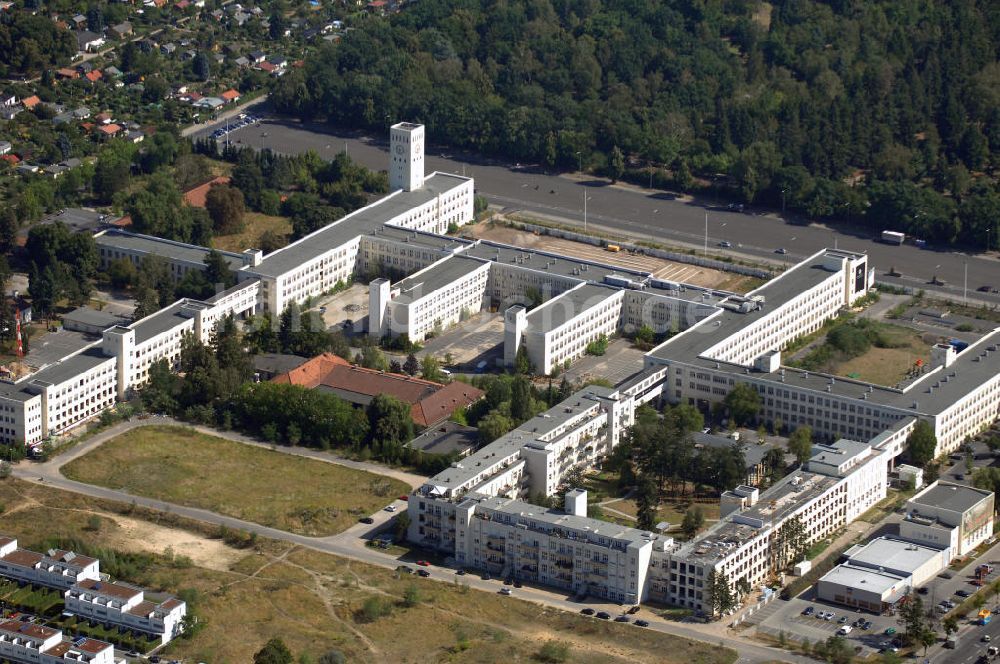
[12, 419, 807, 664]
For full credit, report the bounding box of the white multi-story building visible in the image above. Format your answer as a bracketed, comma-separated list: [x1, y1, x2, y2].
[0, 537, 100, 590]
[64, 579, 186, 646]
[369, 256, 490, 341]
[94, 229, 260, 283]
[648, 439, 887, 613]
[451, 491, 672, 604]
[0, 620, 121, 664]
[899, 481, 995, 556]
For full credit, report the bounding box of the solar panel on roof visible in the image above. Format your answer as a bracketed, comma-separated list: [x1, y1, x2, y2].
[73, 636, 86, 646]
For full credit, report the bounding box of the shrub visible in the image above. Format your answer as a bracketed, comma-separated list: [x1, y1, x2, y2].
[536, 641, 570, 663]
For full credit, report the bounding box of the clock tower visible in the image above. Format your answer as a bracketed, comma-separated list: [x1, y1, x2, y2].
[389, 122, 425, 192]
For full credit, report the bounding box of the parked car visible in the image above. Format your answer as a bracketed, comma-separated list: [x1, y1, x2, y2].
[384, 505, 397, 512]
[581, 608, 595, 616]
[416, 560, 430, 567]
[825, 612, 836, 621]
[958, 589, 973, 597]
[455, 569, 466, 576]
[837, 626, 853, 635]
[627, 605, 641, 614]
[775, 247, 788, 254]
[596, 612, 611, 620]
[615, 615, 630, 623]
[417, 569, 430, 577]
[634, 619, 650, 627]
[838, 616, 849, 624]
[499, 587, 511, 595]
[917, 586, 929, 594]
[718, 240, 733, 248]
[884, 628, 896, 635]
[802, 606, 815, 616]
[358, 517, 374, 524]
[397, 565, 413, 574]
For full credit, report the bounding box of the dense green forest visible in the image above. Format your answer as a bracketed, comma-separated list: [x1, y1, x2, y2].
[272, 0, 1000, 247]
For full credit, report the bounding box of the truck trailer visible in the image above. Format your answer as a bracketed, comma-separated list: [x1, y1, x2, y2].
[881, 230, 905, 245]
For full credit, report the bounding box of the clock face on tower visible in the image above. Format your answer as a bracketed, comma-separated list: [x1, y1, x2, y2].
[395, 145, 404, 155]
[414, 140, 422, 156]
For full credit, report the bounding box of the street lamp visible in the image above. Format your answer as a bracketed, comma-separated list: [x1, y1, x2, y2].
[781, 188, 787, 216]
[575, 151, 582, 174]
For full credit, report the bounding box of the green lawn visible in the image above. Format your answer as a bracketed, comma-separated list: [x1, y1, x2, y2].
[61, 426, 408, 536]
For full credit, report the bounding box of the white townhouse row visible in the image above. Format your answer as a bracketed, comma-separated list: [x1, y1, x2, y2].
[0, 537, 186, 646]
[65, 579, 186, 646]
[0, 537, 100, 590]
[0, 620, 120, 664]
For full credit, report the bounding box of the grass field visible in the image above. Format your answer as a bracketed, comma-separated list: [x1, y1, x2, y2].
[61, 426, 408, 536]
[212, 211, 291, 253]
[831, 324, 930, 385]
[0, 478, 738, 664]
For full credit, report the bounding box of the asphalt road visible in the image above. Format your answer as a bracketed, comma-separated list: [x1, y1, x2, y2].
[15, 420, 808, 664]
[194, 115, 1000, 306]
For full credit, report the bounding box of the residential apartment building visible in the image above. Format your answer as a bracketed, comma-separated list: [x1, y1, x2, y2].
[0, 537, 100, 590]
[452, 492, 672, 605]
[64, 579, 186, 646]
[648, 439, 887, 613]
[0, 621, 120, 664]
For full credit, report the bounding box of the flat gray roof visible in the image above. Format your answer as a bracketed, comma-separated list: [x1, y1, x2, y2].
[910, 481, 993, 515]
[393, 256, 488, 304]
[526, 283, 621, 330]
[368, 224, 473, 252]
[819, 563, 907, 597]
[18, 346, 112, 391]
[462, 240, 649, 283]
[63, 306, 129, 329]
[249, 173, 470, 278]
[408, 421, 478, 456]
[692, 432, 773, 468]
[844, 536, 944, 575]
[471, 494, 658, 547]
[130, 301, 193, 345]
[648, 251, 845, 365]
[96, 230, 246, 271]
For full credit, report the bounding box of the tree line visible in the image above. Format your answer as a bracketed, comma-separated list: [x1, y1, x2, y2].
[271, 0, 1000, 248]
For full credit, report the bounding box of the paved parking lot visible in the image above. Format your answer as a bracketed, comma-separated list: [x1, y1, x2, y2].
[418, 312, 504, 369]
[562, 337, 647, 385]
[314, 283, 370, 332]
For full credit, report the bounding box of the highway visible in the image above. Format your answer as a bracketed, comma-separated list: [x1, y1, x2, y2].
[14, 419, 809, 664]
[194, 115, 1000, 306]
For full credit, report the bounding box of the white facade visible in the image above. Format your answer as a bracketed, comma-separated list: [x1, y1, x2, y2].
[0, 538, 100, 591]
[389, 122, 425, 192]
[0, 620, 120, 664]
[900, 481, 995, 557]
[64, 580, 186, 646]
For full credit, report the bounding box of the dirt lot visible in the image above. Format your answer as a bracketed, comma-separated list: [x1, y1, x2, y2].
[61, 425, 408, 536]
[462, 221, 761, 292]
[0, 478, 736, 664]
